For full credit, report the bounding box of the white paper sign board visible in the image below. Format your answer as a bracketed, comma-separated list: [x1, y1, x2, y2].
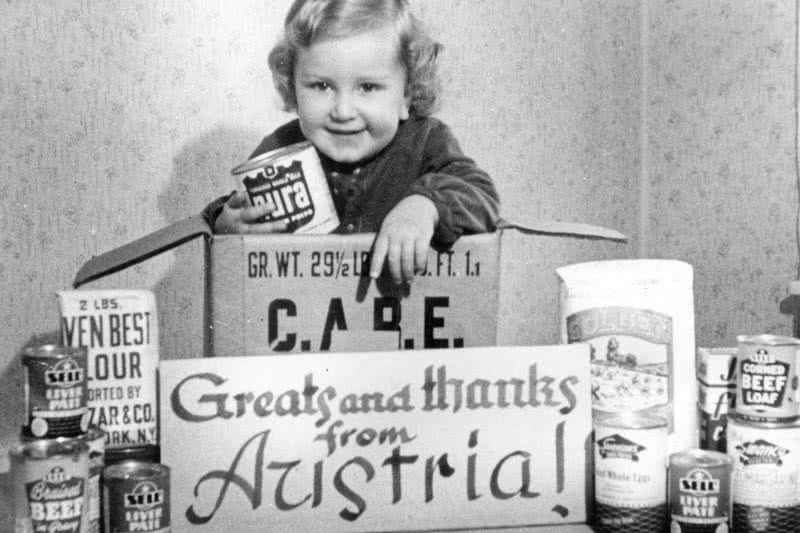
[159, 345, 592, 532]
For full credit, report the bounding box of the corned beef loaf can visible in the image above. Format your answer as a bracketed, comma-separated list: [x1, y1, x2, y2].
[593, 412, 668, 532]
[668, 448, 732, 532]
[22, 344, 89, 439]
[728, 415, 800, 532]
[232, 141, 339, 234]
[734, 334, 800, 423]
[9, 437, 90, 533]
[103, 460, 170, 533]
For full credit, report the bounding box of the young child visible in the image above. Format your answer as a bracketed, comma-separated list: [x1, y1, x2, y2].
[205, 0, 500, 284]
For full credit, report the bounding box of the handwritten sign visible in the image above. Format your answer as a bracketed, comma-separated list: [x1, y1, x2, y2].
[159, 345, 592, 532]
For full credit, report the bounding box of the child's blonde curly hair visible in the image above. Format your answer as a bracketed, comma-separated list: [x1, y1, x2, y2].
[268, 0, 442, 117]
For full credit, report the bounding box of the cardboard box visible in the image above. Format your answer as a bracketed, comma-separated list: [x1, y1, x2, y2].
[74, 215, 626, 357]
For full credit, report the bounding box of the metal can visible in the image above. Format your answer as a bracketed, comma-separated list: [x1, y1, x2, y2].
[697, 384, 735, 453]
[103, 461, 170, 533]
[105, 443, 160, 467]
[9, 438, 90, 533]
[728, 415, 800, 532]
[593, 412, 668, 533]
[22, 344, 89, 438]
[668, 449, 732, 532]
[232, 141, 340, 234]
[734, 334, 800, 422]
[83, 426, 106, 533]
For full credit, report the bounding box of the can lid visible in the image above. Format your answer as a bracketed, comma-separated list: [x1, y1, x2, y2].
[22, 344, 87, 359]
[736, 334, 800, 346]
[669, 448, 732, 468]
[9, 438, 89, 461]
[103, 460, 170, 480]
[231, 141, 313, 175]
[594, 411, 668, 430]
[105, 444, 160, 466]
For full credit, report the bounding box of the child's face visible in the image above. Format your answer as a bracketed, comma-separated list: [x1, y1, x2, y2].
[293, 26, 410, 164]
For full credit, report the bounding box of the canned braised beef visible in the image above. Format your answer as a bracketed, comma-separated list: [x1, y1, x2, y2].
[9, 438, 90, 533]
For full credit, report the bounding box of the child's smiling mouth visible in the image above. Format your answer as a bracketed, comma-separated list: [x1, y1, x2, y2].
[327, 128, 364, 136]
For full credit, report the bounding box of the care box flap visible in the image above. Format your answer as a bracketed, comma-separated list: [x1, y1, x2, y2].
[73, 215, 212, 288]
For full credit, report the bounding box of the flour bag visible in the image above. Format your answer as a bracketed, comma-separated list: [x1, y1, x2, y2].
[556, 259, 696, 454]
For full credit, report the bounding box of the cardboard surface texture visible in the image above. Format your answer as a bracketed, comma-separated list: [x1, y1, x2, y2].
[74, 215, 626, 357]
[159, 345, 593, 533]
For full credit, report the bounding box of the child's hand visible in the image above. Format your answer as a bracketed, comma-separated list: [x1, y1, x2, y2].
[214, 191, 289, 234]
[369, 195, 439, 285]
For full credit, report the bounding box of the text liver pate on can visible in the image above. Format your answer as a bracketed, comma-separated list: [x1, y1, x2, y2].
[232, 141, 339, 234]
[593, 412, 668, 533]
[9, 438, 90, 533]
[668, 449, 732, 533]
[22, 344, 89, 438]
[728, 415, 800, 532]
[103, 460, 170, 533]
[734, 334, 800, 423]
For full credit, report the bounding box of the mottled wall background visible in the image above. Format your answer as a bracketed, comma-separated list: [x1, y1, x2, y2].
[0, 0, 795, 521]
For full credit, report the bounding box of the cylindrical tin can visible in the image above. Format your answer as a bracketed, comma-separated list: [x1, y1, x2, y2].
[593, 412, 668, 532]
[668, 449, 732, 532]
[696, 347, 737, 387]
[728, 415, 800, 532]
[103, 461, 170, 533]
[231, 141, 340, 234]
[9, 438, 90, 533]
[697, 385, 735, 453]
[734, 334, 800, 422]
[22, 344, 89, 438]
[83, 426, 106, 533]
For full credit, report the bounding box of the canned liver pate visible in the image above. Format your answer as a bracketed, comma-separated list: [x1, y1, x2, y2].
[22, 344, 89, 438]
[593, 412, 667, 532]
[668, 448, 732, 532]
[9, 438, 90, 533]
[232, 141, 339, 234]
[103, 460, 170, 533]
[728, 415, 800, 532]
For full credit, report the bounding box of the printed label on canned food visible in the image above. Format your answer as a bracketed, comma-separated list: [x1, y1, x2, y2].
[596, 434, 645, 460]
[735, 438, 790, 466]
[124, 481, 166, 530]
[696, 347, 737, 386]
[243, 160, 315, 230]
[26, 466, 85, 532]
[59, 290, 159, 449]
[740, 349, 791, 408]
[676, 468, 722, 519]
[43, 358, 85, 411]
[567, 307, 671, 418]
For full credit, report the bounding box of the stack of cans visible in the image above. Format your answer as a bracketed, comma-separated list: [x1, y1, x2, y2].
[9, 344, 170, 533]
[696, 347, 737, 453]
[726, 335, 800, 533]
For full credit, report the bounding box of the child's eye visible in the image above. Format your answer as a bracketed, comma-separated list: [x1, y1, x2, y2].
[306, 81, 330, 91]
[360, 83, 381, 93]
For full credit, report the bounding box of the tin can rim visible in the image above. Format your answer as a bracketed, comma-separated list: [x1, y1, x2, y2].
[594, 411, 668, 430]
[736, 334, 800, 346]
[104, 460, 170, 480]
[22, 344, 87, 359]
[231, 141, 314, 175]
[669, 448, 732, 467]
[9, 438, 89, 460]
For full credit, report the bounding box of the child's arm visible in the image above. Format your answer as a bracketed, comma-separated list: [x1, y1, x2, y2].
[369, 119, 500, 284]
